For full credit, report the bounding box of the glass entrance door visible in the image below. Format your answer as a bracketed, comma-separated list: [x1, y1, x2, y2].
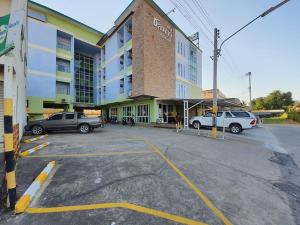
[158, 104, 168, 123]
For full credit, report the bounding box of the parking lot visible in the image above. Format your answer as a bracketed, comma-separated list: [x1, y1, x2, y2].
[1, 125, 298, 225]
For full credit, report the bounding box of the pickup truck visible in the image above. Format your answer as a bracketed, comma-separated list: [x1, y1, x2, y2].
[26, 112, 103, 135]
[189, 111, 256, 134]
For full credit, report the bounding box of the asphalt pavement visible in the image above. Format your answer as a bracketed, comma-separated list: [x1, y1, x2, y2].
[0, 124, 299, 225]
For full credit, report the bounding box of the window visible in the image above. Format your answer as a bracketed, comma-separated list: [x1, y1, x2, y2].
[78, 113, 86, 119]
[120, 55, 124, 71]
[180, 42, 183, 55]
[123, 106, 133, 122]
[226, 112, 233, 117]
[136, 104, 150, 123]
[103, 86, 106, 99]
[231, 112, 250, 117]
[57, 36, 71, 51]
[49, 114, 63, 120]
[204, 112, 213, 117]
[120, 78, 124, 94]
[75, 52, 94, 103]
[66, 113, 75, 120]
[56, 82, 70, 95]
[57, 59, 70, 73]
[217, 112, 223, 117]
[110, 108, 118, 119]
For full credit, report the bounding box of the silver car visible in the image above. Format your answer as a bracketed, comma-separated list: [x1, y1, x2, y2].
[25, 112, 103, 135]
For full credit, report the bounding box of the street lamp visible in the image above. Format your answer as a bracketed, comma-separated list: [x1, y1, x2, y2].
[211, 0, 290, 138]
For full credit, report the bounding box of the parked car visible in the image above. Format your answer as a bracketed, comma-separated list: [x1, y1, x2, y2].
[231, 111, 257, 127]
[189, 111, 256, 134]
[25, 112, 103, 135]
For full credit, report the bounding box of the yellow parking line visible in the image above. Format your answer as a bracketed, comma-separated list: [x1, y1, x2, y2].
[26, 202, 208, 225]
[23, 151, 154, 158]
[144, 139, 233, 225]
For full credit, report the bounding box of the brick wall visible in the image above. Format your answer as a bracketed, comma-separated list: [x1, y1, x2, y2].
[132, 0, 176, 99]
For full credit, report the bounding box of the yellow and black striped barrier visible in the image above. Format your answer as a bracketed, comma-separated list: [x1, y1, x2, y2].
[15, 161, 56, 214]
[4, 98, 16, 210]
[20, 142, 50, 157]
[23, 135, 48, 143]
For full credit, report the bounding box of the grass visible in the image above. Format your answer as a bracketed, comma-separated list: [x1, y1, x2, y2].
[263, 113, 299, 124]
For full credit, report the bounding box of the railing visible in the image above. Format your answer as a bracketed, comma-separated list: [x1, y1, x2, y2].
[57, 42, 71, 51]
[57, 64, 70, 73]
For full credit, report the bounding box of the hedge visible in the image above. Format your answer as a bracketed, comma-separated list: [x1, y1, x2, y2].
[288, 112, 300, 122]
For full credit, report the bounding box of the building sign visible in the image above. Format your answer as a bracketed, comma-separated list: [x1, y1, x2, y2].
[153, 17, 173, 42]
[0, 11, 22, 57]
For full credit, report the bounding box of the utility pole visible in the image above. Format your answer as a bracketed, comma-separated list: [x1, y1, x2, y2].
[246, 72, 252, 111]
[210, 0, 289, 138]
[211, 28, 220, 138]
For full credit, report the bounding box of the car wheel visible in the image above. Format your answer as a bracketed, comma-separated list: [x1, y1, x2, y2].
[79, 124, 90, 134]
[31, 125, 44, 135]
[193, 121, 201, 129]
[230, 124, 242, 134]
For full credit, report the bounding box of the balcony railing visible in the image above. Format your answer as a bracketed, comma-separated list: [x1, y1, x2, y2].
[57, 42, 71, 51]
[57, 64, 70, 73]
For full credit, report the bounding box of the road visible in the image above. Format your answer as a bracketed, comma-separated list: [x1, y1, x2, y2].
[265, 124, 300, 167]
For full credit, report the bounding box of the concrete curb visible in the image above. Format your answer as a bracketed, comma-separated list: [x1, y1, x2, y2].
[20, 142, 50, 157]
[24, 135, 48, 143]
[15, 161, 56, 214]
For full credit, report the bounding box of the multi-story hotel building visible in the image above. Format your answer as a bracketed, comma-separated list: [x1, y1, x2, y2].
[27, 0, 203, 123]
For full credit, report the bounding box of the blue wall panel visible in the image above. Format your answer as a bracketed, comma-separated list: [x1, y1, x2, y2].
[27, 74, 56, 99]
[106, 58, 119, 81]
[28, 48, 56, 74]
[105, 80, 119, 101]
[28, 19, 56, 49]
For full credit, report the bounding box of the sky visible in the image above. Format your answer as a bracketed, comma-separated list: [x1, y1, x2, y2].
[32, 0, 300, 102]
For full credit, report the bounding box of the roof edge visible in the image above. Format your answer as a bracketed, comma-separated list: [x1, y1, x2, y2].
[28, 0, 104, 36]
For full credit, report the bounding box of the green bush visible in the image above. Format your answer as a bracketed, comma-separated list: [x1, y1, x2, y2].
[288, 112, 300, 122]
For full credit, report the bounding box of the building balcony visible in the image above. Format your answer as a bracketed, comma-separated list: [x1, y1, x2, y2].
[125, 39, 132, 50]
[56, 70, 72, 83]
[125, 65, 132, 76]
[57, 47, 72, 61]
[55, 94, 73, 104]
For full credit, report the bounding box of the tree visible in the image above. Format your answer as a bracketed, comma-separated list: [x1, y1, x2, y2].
[252, 90, 294, 110]
[252, 97, 265, 110]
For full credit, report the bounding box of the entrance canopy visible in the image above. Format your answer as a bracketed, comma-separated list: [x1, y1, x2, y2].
[159, 98, 242, 108]
[158, 98, 243, 129]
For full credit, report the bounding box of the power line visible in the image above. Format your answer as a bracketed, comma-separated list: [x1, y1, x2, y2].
[170, 0, 214, 46]
[179, 0, 213, 37]
[194, 0, 241, 75]
[192, 0, 216, 29]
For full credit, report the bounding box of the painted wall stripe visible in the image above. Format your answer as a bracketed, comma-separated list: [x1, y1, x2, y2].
[5, 151, 14, 172]
[15, 161, 56, 214]
[4, 116, 13, 133]
[3, 98, 13, 115]
[4, 134, 14, 151]
[26, 202, 208, 225]
[6, 171, 16, 189]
